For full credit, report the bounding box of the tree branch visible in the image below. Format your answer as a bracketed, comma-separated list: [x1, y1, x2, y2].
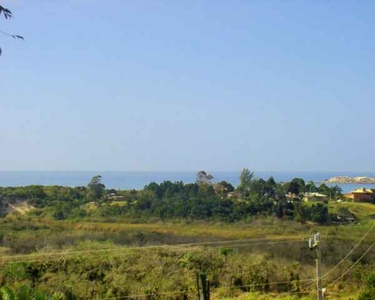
[0, 5, 13, 19]
[0, 29, 23, 40]
[0, 4, 24, 56]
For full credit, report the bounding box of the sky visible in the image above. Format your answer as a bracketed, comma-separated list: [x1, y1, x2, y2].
[0, 0, 375, 172]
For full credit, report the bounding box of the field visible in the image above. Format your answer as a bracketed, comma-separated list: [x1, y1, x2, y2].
[0, 201, 374, 299]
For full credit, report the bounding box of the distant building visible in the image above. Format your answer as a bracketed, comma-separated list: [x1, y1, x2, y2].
[303, 192, 329, 202]
[104, 193, 125, 201]
[344, 188, 374, 202]
[227, 191, 240, 199]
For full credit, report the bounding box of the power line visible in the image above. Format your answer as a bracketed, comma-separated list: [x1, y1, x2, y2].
[101, 290, 185, 300]
[0, 240, 304, 265]
[99, 279, 316, 300]
[8, 229, 373, 298]
[274, 289, 315, 298]
[286, 224, 375, 296]
[290, 278, 316, 292]
[307, 232, 323, 300]
[0, 238, 305, 265]
[208, 240, 305, 248]
[322, 223, 375, 279]
[104, 290, 313, 300]
[326, 240, 375, 288]
[2, 236, 305, 258]
[221, 278, 315, 289]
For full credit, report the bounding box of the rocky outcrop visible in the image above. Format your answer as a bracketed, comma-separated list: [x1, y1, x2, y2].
[325, 176, 375, 184]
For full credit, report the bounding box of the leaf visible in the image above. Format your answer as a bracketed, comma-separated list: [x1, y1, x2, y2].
[17, 285, 33, 300]
[0, 5, 13, 19]
[34, 290, 48, 300]
[50, 293, 63, 300]
[0, 286, 16, 300]
[11, 35, 24, 40]
[0, 5, 23, 59]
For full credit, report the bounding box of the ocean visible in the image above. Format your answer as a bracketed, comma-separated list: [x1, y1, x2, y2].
[0, 171, 374, 193]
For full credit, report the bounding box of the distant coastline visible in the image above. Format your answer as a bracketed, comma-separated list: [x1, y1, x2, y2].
[324, 176, 375, 184]
[1, 171, 375, 193]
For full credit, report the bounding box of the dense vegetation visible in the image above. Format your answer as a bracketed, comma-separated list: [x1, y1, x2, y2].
[1, 170, 375, 299]
[0, 215, 374, 300]
[0, 170, 349, 224]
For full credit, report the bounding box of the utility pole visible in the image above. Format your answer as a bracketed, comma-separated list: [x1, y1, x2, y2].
[200, 274, 210, 300]
[309, 232, 323, 300]
[196, 273, 210, 300]
[196, 273, 201, 300]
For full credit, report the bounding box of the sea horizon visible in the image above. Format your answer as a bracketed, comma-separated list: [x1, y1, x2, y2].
[0, 170, 374, 193]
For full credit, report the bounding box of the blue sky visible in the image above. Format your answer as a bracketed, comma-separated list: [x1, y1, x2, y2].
[1, 0, 374, 172]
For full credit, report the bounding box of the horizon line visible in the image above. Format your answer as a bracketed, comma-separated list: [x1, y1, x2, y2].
[0, 170, 374, 174]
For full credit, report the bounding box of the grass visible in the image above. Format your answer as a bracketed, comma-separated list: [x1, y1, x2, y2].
[109, 201, 128, 207]
[0, 246, 10, 254]
[329, 201, 375, 220]
[36, 217, 311, 241]
[37, 200, 375, 243]
[2, 201, 375, 299]
[17, 201, 373, 251]
[212, 291, 357, 299]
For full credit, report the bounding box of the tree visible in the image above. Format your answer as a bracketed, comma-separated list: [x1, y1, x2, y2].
[237, 168, 254, 198]
[264, 177, 277, 198]
[0, 4, 24, 56]
[195, 171, 214, 186]
[214, 181, 235, 195]
[316, 183, 342, 200]
[293, 202, 306, 223]
[286, 178, 305, 195]
[371, 190, 375, 204]
[305, 181, 318, 193]
[309, 203, 329, 224]
[87, 175, 105, 201]
[317, 183, 330, 195]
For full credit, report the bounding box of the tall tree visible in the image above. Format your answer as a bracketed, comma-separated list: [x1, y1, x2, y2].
[305, 181, 318, 193]
[195, 170, 214, 185]
[214, 181, 235, 195]
[237, 168, 254, 198]
[285, 178, 305, 195]
[0, 4, 24, 56]
[87, 175, 105, 201]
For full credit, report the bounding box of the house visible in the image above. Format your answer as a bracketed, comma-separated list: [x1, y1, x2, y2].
[303, 192, 329, 202]
[344, 188, 374, 202]
[286, 192, 299, 200]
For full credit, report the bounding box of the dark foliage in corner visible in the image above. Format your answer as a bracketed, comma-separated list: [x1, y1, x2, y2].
[0, 4, 24, 56]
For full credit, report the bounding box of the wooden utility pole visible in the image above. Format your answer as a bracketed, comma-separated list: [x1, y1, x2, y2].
[196, 273, 201, 300]
[200, 274, 210, 300]
[316, 246, 323, 300]
[309, 232, 323, 300]
[196, 273, 210, 300]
